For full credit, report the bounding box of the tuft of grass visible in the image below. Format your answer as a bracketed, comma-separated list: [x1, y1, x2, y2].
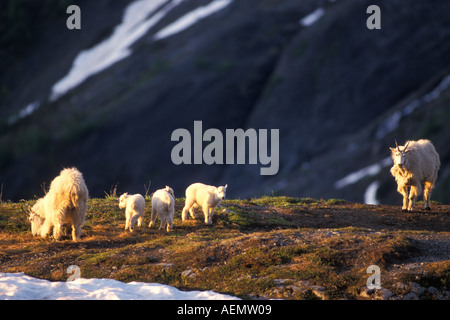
[250, 196, 320, 207]
[220, 205, 296, 229]
[104, 184, 119, 199]
[325, 199, 347, 205]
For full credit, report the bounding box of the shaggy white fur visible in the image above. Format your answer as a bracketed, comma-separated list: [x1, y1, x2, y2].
[182, 183, 227, 225]
[149, 186, 175, 232]
[119, 193, 145, 232]
[29, 167, 89, 241]
[390, 139, 440, 212]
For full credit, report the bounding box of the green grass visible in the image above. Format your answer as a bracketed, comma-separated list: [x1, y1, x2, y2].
[249, 196, 320, 207]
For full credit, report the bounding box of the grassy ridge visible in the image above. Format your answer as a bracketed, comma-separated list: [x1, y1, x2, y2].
[0, 196, 449, 299]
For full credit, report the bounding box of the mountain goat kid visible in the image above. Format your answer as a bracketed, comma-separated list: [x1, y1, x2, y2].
[149, 186, 175, 232]
[390, 139, 440, 212]
[29, 167, 89, 241]
[182, 183, 227, 225]
[119, 193, 145, 232]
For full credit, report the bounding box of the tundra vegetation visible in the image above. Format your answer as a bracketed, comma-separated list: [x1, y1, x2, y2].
[0, 196, 449, 300]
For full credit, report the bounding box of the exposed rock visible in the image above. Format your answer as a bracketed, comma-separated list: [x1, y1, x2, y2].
[403, 292, 419, 300]
[427, 286, 440, 296]
[181, 268, 197, 279]
[360, 286, 395, 300]
[396, 282, 410, 291]
[359, 286, 375, 299]
[274, 279, 292, 286]
[310, 285, 328, 300]
[410, 282, 426, 296]
[376, 288, 394, 300]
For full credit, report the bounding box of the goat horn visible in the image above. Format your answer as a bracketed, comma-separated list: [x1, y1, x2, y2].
[404, 141, 410, 150]
[19, 200, 31, 217]
[395, 140, 399, 150]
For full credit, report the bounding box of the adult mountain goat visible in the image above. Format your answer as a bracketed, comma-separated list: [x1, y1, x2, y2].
[390, 139, 440, 212]
[29, 167, 89, 241]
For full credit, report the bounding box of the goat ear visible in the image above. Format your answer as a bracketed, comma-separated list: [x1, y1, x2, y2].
[165, 186, 170, 191]
[389, 147, 396, 152]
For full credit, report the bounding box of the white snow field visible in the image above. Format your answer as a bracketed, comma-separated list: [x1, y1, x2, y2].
[0, 273, 239, 300]
[50, 0, 171, 101]
[50, 0, 234, 101]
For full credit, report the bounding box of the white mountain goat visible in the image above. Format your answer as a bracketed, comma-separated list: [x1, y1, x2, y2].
[28, 167, 89, 241]
[390, 139, 440, 212]
[119, 193, 145, 232]
[182, 183, 227, 225]
[149, 186, 175, 232]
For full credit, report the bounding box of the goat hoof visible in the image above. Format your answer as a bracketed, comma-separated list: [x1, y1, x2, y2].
[401, 209, 408, 213]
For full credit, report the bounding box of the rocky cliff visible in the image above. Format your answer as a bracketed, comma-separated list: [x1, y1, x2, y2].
[1, 0, 449, 205]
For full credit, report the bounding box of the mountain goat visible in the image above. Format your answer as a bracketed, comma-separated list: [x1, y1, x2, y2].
[390, 139, 440, 212]
[182, 183, 227, 225]
[149, 186, 175, 232]
[119, 193, 145, 232]
[28, 167, 89, 241]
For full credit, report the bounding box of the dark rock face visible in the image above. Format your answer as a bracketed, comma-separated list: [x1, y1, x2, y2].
[1, 0, 450, 205]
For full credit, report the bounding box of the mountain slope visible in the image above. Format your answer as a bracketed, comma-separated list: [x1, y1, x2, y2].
[1, 0, 449, 205]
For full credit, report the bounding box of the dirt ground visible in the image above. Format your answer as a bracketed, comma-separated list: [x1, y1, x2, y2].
[0, 197, 449, 299]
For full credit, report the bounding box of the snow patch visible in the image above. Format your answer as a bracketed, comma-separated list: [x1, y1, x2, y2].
[50, 0, 181, 101]
[375, 73, 450, 139]
[423, 73, 450, 103]
[334, 157, 391, 190]
[375, 110, 402, 140]
[8, 101, 40, 125]
[0, 273, 239, 300]
[154, 0, 233, 40]
[299, 8, 325, 27]
[364, 180, 380, 205]
[50, 0, 234, 101]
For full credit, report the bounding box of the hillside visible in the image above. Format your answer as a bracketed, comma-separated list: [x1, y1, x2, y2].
[1, 197, 449, 300]
[1, 0, 450, 205]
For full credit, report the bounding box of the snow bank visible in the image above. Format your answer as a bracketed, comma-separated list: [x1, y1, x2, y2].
[154, 0, 233, 40]
[334, 157, 392, 190]
[0, 273, 239, 300]
[50, 0, 180, 101]
[50, 0, 234, 101]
